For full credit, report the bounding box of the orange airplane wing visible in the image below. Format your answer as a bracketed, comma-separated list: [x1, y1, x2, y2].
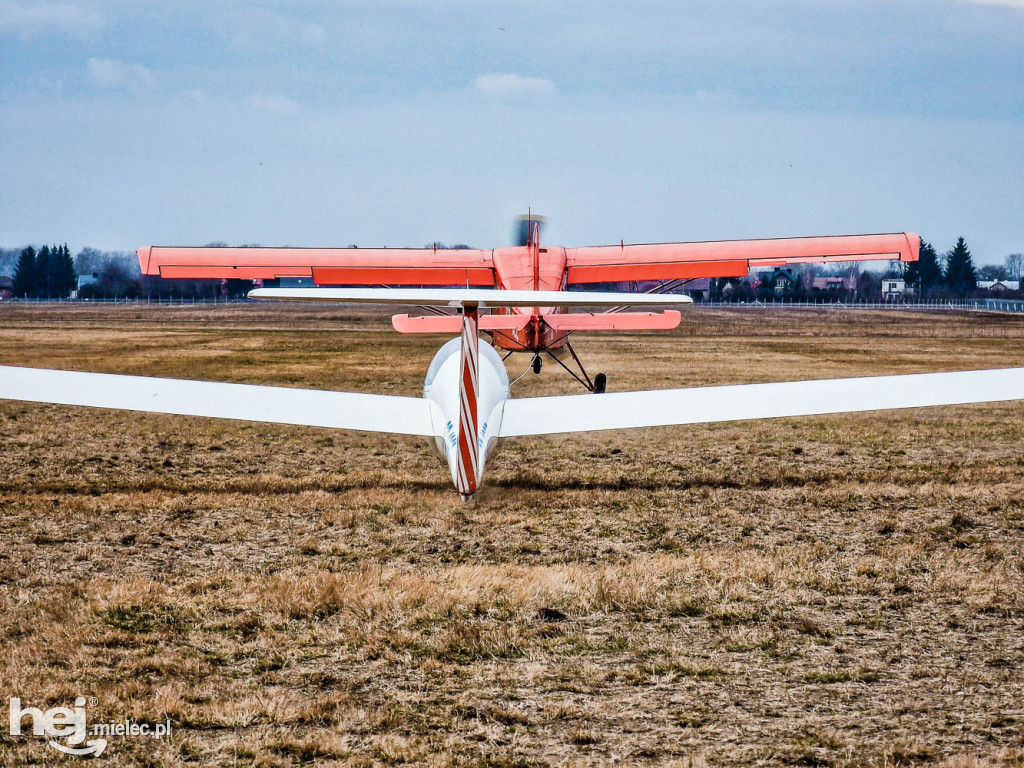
[137, 246, 495, 286]
[564, 233, 920, 284]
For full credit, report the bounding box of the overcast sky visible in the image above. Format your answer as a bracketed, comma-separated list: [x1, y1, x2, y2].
[1, 0, 1021, 262]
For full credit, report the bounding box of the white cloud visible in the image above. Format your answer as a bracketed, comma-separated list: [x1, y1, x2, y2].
[473, 73, 556, 98]
[87, 58, 156, 92]
[247, 93, 301, 115]
[0, 1, 102, 38]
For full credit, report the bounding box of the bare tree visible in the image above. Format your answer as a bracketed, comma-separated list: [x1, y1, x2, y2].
[1004, 253, 1023, 283]
[978, 264, 1008, 281]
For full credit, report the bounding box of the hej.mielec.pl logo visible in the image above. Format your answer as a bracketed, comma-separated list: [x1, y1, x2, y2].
[9, 696, 172, 757]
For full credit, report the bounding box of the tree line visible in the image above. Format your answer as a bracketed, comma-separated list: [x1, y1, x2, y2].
[719, 236, 1021, 303]
[2, 236, 1020, 301]
[12, 245, 77, 299]
[2, 245, 244, 300]
[903, 237, 983, 297]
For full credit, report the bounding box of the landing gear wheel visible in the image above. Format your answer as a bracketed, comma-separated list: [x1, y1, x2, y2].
[532, 355, 542, 374]
[593, 372, 607, 394]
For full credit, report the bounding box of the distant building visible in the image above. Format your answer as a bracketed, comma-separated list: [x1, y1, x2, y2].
[881, 278, 906, 298]
[582, 278, 707, 300]
[278, 277, 314, 288]
[0, 275, 11, 301]
[978, 280, 1020, 292]
[759, 268, 797, 295]
[680, 278, 711, 302]
[71, 272, 99, 300]
[811, 275, 857, 292]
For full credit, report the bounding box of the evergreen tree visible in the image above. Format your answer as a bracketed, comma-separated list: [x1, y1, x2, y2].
[944, 236, 977, 296]
[54, 243, 77, 297]
[13, 246, 36, 298]
[903, 240, 942, 295]
[33, 245, 52, 298]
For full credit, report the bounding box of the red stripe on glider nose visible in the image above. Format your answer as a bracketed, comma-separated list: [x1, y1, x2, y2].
[456, 305, 480, 496]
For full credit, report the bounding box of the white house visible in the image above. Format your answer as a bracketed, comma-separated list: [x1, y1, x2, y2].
[978, 280, 1020, 292]
[70, 272, 99, 299]
[881, 278, 906, 298]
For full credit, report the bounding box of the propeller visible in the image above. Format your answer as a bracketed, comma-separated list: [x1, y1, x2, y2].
[513, 213, 547, 247]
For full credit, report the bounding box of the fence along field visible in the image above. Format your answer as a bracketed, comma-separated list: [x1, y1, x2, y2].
[8, 295, 1024, 314]
[0, 303, 1022, 767]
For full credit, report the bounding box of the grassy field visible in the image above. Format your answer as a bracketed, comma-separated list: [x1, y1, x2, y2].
[1, 303, 1022, 767]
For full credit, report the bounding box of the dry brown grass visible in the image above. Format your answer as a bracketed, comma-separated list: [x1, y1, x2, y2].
[1, 303, 1023, 767]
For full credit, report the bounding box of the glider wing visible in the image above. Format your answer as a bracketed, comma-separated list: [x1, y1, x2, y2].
[0, 365, 434, 436]
[499, 367, 1024, 436]
[249, 287, 693, 307]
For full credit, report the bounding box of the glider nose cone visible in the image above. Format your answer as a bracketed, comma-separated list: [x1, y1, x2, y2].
[423, 337, 510, 497]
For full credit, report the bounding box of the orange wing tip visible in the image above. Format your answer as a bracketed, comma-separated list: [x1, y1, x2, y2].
[137, 247, 154, 275]
[904, 232, 921, 262]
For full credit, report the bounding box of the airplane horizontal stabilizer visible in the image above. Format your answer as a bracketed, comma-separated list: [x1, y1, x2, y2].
[249, 287, 693, 307]
[498, 367, 1024, 437]
[0, 366, 434, 436]
[391, 314, 533, 334]
[544, 311, 682, 332]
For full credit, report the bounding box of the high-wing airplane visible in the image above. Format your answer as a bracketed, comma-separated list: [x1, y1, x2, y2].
[137, 217, 922, 391]
[3, 222, 1023, 499]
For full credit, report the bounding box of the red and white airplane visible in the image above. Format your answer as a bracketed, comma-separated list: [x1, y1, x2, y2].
[137, 218, 922, 390]
[3, 221, 1024, 498]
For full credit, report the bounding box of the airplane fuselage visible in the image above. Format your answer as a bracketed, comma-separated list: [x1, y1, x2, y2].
[489, 244, 570, 353]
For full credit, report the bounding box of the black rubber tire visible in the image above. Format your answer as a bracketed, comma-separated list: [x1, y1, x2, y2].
[532, 356, 542, 374]
[593, 372, 607, 394]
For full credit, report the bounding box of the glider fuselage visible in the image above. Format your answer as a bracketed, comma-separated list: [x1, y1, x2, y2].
[423, 335, 510, 494]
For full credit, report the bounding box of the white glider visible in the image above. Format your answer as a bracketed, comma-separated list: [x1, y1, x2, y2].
[2, 289, 1023, 497]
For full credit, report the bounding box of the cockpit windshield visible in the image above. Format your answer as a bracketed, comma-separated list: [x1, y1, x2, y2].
[423, 337, 463, 389]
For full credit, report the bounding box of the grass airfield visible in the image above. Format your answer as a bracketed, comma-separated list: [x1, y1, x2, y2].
[1, 303, 1023, 767]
